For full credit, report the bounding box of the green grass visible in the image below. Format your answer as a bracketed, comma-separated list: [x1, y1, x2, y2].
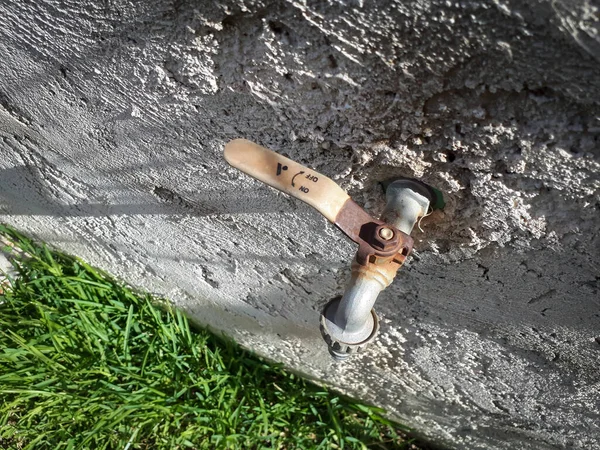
[0, 225, 418, 450]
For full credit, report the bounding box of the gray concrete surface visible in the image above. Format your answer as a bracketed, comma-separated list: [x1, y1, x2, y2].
[0, 0, 599, 448]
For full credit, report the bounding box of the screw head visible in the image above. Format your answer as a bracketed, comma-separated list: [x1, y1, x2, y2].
[378, 227, 394, 240]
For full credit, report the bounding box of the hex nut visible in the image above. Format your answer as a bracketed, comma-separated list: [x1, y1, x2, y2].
[370, 224, 400, 252]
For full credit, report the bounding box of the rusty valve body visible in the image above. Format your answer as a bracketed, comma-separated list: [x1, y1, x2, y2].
[334, 199, 413, 267]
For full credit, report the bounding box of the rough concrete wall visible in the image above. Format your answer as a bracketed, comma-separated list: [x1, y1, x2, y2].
[0, 0, 599, 448]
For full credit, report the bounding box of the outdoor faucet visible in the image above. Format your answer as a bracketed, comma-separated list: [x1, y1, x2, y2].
[320, 179, 436, 360]
[224, 139, 443, 360]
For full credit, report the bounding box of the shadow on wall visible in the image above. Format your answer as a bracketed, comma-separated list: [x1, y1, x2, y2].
[1, 152, 598, 336]
[0, 165, 303, 218]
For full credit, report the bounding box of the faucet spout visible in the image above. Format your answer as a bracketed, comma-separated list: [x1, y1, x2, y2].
[320, 179, 433, 360]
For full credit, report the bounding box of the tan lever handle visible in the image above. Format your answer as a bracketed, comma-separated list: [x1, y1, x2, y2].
[224, 138, 413, 266]
[224, 139, 350, 223]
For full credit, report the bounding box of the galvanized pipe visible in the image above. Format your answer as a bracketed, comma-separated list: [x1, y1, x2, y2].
[381, 180, 433, 234]
[324, 180, 431, 360]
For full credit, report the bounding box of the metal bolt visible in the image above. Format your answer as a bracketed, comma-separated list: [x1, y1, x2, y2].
[378, 227, 394, 240]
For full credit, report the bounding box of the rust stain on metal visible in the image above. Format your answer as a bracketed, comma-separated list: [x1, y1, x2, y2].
[334, 198, 375, 244]
[334, 198, 414, 276]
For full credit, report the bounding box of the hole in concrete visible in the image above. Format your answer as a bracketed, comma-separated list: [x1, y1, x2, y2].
[267, 20, 297, 46]
[443, 150, 456, 162]
[268, 20, 285, 34]
[327, 54, 338, 69]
